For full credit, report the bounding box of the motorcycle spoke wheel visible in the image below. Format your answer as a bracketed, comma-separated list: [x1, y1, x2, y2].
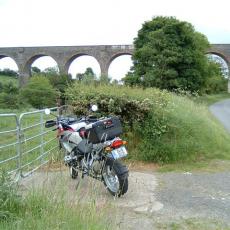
[103, 166, 120, 193]
[103, 159, 128, 197]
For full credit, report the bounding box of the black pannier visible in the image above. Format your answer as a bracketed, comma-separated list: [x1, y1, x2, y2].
[88, 116, 122, 144]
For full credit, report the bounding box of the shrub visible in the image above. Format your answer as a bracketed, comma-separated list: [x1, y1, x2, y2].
[203, 75, 228, 94]
[0, 93, 20, 109]
[66, 82, 169, 129]
[20, 76, 58, 109]
[0, 82, 20, 109]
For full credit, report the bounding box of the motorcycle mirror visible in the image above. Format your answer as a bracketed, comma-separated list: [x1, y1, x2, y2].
[44, 108, 51, 115]
[91, 105, 98, 112]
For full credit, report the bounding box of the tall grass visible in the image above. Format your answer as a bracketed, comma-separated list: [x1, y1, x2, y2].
[139, 94, 230, 163]
[0, 170, 112, 230]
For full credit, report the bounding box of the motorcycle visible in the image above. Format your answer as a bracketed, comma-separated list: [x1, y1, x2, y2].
[44, 106, 129, 197]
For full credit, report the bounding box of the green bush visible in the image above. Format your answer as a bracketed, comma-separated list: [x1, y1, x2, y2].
[0, 82, 21, 109]
[203, 75, 228, 94]
[66, 82, 169, 129]
[20, 76, 58, 109]
[0, 93, 20, 109]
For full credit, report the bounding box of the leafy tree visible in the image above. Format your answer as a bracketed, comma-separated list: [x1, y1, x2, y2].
[20, 76, 58, 109]
[0, 68, 18, 77]
[84, 67, 95, 76]
[203, 60, 228, 94]
[47, 74, 73, 105]
[31, 66, 41, 74]
[43, 66, 59, 75]
[124, 16, 212, 92]
[75, 67, 96, 83]
[76, 73, 84, 81]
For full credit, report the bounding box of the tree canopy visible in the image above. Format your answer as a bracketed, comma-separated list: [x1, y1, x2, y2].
[124, 16, 213, 92]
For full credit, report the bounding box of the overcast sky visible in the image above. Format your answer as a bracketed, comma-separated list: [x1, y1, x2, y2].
[0, 0, 230, 79]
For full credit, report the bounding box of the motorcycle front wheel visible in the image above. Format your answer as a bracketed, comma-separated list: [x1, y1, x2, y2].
[102, 158, 128, 197]
[69, 166, 78, 179]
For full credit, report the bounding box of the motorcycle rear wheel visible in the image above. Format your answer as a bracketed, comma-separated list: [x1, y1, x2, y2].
[103, 159, 128, 197]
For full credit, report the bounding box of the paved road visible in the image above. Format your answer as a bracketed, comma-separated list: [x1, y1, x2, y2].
[209, 99, 230, 133]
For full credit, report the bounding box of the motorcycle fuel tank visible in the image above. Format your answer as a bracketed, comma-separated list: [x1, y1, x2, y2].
[69, 122, 87, 131]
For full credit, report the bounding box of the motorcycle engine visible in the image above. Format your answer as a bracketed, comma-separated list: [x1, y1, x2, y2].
[92, 161, 104, 174]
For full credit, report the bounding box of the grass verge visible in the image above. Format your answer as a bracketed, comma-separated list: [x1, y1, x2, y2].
[194, 93, 230, 106]
[127, 91, 230, 164]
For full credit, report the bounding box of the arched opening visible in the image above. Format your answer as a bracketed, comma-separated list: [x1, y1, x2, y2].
[207, 53, 229, 78]
[0, 56, 19, 86]
[108, 54, 132, 84]
[68, 55, 101, 80]
[31, 56, 59, 75]
[206, 53, 230, 93]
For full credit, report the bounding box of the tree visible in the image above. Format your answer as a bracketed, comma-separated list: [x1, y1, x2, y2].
[43, 66, 59, 75]
[20, 76, 58, 109]
[31, 66, 41, 74]
[203, 60, 228, 94]
[124, 16, 211, 92]
[75, 67, 96, 83]
[47, 74, 73, 105]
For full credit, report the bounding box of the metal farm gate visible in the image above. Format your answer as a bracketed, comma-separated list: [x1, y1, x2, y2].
[0, 107, 62, 180]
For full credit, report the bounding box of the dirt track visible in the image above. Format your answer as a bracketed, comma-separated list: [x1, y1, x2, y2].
[19, 167, 230, 229]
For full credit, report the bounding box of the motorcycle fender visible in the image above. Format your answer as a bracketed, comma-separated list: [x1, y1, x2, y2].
[106, 158, 129, 176]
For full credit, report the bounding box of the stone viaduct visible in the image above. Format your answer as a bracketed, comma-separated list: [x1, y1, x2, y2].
[0, 44, 229, 88]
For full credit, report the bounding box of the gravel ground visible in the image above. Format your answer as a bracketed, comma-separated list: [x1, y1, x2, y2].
[153, 172, 230, 226]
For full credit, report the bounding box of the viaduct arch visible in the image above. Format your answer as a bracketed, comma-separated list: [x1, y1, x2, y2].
[0, 44, 229, 89]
